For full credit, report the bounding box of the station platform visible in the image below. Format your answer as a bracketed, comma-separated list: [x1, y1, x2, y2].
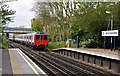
[57, 48, 120, 60]
[53, 48, 120, 74]
[0, 48, 46, 76]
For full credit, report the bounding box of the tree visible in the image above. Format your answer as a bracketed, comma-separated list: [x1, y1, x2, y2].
[0, 0, 16, 36]
[31, 19, 43, 32]
[32, 0, 120, 47]
[0, 0, 16, 26]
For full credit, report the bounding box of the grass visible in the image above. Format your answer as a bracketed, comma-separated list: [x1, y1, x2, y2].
[45, 41, 83, 50]
[45, 41, 66, 50]
[70, 43, 83, 48]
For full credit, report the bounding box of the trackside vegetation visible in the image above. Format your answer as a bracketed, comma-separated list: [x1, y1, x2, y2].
[32, 1, 120, 49]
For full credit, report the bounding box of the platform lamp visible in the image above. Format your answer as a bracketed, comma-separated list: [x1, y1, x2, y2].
[106, 11, 113, 51]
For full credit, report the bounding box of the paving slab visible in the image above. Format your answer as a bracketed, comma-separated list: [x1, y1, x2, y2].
[2, 49, 13, 75]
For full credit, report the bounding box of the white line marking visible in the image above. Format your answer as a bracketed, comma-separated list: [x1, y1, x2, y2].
[17, 48, 47, 75]
[16, 49, 40, 76]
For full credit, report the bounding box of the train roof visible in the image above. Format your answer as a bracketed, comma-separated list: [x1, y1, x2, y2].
[14, 32, 48, 36]
[36, 32, 48, 35]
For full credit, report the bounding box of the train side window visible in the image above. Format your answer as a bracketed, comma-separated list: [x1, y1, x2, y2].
[31, 35, 33, 40]
[44, 35, 48, 40]
[41, 35, 43, 40]
[35, 35, 40, 40]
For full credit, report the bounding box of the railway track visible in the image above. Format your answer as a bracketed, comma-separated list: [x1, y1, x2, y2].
[9, 40, 112, 76]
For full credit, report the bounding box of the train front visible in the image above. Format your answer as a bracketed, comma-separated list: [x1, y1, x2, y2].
[34, 32, 49, 49]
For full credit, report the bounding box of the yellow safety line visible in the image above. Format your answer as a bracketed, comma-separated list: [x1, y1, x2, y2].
[17, 49, 40, 76]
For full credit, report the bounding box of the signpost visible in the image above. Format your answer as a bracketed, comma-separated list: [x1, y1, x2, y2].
[102, 30, 119, 51]
[102, 30, 118, 36]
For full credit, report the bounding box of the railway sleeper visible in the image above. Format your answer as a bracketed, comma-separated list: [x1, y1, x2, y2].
[39, 52, 94, 75]
[20, 48, 66, 76]
[38, 54, 77, 75]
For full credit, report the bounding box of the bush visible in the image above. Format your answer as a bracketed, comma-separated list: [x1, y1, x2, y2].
[0, 36, 11, 49]
[71, 43, 83, 48]
[3, 37, 7, 44]
[45, 41, 66, 50]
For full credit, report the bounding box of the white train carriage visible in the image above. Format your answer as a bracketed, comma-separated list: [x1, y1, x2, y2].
[8, 32, 49, 49]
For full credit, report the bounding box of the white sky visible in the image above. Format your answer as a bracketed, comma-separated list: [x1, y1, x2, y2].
[7, 0, 35, 28]
[5, 0, 119, 28]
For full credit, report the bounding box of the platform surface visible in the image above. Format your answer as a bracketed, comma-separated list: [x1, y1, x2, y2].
[1, 48, 46, 76]
[57, 48, 120, 60]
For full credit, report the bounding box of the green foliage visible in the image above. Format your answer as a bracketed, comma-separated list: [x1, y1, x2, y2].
[45, 41, 66, 50]
[3, 37, 7, 44]
[0, 36, 11, 49]
[0, 4, 15, 26]
[70, 43, 83, 48]
[31, 19, 43, 32]
[1, 43, 11, 49]
[33, 1, 120, 49]
[69, 2, 120, 48]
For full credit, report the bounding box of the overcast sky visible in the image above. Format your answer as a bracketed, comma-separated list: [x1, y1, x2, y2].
[6, 0, 119, 28]
[7, 0, 35, 28]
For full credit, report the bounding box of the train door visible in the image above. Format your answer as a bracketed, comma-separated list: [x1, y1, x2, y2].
[35, 35, 40, 45]
[40, 35, 44, 45]
[28, 35, 30, 44]
[44, 35, 48, 45]
[25, 36, 27, 45]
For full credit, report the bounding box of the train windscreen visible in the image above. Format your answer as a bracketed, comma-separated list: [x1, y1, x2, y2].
[44, 35, 48, 40]
[35, 35, 40, 40]
[41, 35, 43, 40]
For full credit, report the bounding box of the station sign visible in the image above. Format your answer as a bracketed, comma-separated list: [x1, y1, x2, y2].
[102, 30, 119, 36]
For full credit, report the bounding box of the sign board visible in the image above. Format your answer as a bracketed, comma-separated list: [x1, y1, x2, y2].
[102, 30, 119, 36]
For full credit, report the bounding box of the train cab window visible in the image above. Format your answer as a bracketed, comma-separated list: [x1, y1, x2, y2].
[36, 35, 40, 40]
[44, 35, 48, 40]
[41, 35, 43, 40]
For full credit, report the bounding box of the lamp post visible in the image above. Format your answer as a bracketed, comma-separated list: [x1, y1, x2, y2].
[106, 11, 113, 51]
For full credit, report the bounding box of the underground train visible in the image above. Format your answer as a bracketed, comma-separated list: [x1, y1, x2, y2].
[9, 32, 49, 49]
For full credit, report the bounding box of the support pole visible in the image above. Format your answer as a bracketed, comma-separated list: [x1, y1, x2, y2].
[111, 37, 112, 51]
[110, 13, 113, 51]
[77, 36, 79, 48]
[114, 36, 115, 51]
[104, 37, 106, 50]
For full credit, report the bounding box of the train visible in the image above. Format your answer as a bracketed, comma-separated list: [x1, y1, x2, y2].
[9, 32, 49, 49]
